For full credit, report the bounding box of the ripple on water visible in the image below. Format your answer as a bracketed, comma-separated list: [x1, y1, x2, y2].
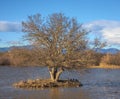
[0, 66, 120, 99]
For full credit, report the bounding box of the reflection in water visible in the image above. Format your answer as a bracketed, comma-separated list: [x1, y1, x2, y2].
[0, 66, 120, 99]
[50, 88, 60, 99]
[49, 88, 91, 99]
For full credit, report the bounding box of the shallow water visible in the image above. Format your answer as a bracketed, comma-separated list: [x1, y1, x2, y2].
[0, 66, 120, 99]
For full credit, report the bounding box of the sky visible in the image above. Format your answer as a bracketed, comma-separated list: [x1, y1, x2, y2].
[0, 0, 120, 49]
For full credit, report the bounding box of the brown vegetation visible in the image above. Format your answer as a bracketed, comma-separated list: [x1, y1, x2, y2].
[0, 48, 104, 67]
[0, 47, 43, 66]
[0, 52, 10, 65]
[101, 52, 120, 66]
[1, 49, 119, 67]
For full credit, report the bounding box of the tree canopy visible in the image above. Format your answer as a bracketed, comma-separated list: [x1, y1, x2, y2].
[22, 13, 89, 68]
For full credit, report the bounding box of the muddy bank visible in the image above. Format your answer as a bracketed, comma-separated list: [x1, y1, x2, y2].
[13, 79, 82, 89]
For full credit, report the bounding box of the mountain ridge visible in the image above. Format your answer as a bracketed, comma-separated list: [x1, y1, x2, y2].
[0, 46, 119, 54]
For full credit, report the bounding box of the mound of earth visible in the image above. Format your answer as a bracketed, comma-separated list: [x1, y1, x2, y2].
[13, 79, 82, 89]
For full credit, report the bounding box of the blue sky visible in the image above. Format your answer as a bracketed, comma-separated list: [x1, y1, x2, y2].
[0, 0, 120, 49]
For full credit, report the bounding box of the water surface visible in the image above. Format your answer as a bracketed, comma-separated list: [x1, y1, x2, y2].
[0, 66, 120, 99]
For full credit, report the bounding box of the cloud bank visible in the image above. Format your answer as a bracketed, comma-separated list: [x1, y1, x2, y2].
[0, 21, 21, 32]
[0, 20, 120, 48]
[84, 20, 120, 47]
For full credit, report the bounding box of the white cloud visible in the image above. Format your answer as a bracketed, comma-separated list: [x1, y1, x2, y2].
[84, 20, 120, 47]
[0, 21, 21, 32]
[0, 20, 120, 48]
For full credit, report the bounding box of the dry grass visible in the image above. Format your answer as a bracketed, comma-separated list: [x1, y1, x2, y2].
[88, 64, 120, 69]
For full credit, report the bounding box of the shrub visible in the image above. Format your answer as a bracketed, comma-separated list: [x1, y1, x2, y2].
[101, 53, 120, 66]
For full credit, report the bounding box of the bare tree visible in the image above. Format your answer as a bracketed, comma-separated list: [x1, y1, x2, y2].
[92, 37, 107, 52]
[22, 13, 89, 82]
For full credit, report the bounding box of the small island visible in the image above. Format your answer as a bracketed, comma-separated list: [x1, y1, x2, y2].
[13, 79, 82, 89]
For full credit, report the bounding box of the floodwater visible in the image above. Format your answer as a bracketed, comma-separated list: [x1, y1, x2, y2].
[0, 66, 120, 99]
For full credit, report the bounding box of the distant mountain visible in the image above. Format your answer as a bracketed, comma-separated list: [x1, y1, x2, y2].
[0, 47, 10, 52]
[0, 45, 32, 52]
[0, 46, 120, 54]
[98, 48, 120, 54]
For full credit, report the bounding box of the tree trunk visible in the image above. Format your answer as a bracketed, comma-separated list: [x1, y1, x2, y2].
[55, 67, 64, 81]
[48, 67, 64, 82]
[49, 67, 57, 81]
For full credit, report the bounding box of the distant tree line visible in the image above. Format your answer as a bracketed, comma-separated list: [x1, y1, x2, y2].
[0, 47, 119, 66]
[0, 47, 42, 66]
[101, 53, 120, 66]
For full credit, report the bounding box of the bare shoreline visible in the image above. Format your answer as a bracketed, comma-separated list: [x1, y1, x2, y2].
[88, 65, 120, 69]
